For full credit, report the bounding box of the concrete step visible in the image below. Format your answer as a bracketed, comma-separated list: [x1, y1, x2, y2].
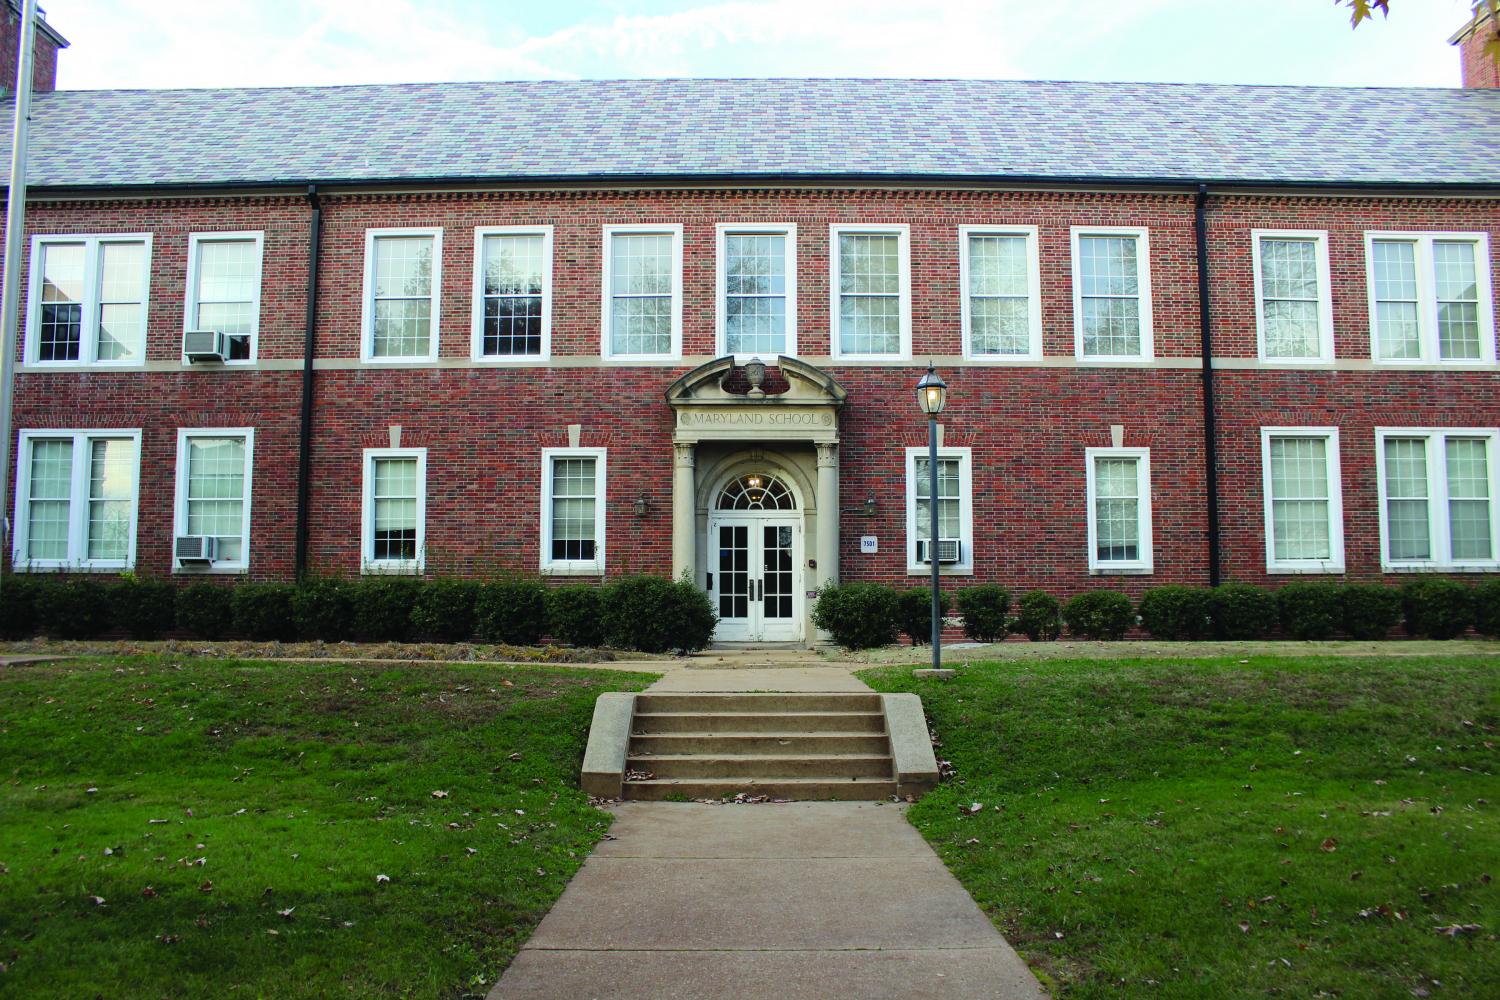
[629, 754, 894, 779]
[629, 733, 892, 756]
[633, 711, 887, 735]
[635, 693, 883, 713]
[622, 777, 899, 801]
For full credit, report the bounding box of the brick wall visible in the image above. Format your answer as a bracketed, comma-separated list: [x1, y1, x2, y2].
[0, 3, 62, 94]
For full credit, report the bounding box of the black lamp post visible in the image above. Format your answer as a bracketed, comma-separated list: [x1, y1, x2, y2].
[915, 363, 948, 671]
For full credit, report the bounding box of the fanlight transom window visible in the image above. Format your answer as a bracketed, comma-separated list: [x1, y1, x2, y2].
[717, 473, 796, 510]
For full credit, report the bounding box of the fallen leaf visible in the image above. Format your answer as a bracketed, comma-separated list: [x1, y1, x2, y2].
[375, 874, 390, 884]
[1238, 921, 1251, 934]
[277, 907, 295, 920]
[1320, 837, 1338, 852]
[431, 790, 448, 799]
[199, 880, 213, 893]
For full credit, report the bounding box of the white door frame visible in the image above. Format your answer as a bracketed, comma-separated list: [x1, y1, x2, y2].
[708, 511, 804, 642]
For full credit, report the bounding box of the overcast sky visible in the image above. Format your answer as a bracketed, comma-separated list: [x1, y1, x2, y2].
[42, 0, 1478, 90]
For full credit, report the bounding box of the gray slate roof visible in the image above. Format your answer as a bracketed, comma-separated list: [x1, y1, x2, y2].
[4, 78, 1499, 190]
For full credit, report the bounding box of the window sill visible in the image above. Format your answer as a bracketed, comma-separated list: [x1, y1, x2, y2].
[1089, 566, 1154, 576]
[173, 564, 249, 575]
[904, 565, 974, 577]
[361, 562, 422, 576]
[13, 563, 134, 574]
[1380, 563, 1500, 574]
[541, 563, 606, 577]
[1266, 563, 1346, 575]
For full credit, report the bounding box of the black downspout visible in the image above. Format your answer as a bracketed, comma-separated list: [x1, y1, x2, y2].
[294, 184, 322, 581]
[1195, 183, 1222, 587]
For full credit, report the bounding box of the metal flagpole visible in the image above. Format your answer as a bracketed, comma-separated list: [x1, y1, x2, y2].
[0, 0, 40, 601]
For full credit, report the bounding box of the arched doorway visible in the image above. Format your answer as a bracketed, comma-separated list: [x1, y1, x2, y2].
[708, 470, 804, 642]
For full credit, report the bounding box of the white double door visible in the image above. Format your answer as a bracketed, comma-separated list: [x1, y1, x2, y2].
[709, 514, 803, 642]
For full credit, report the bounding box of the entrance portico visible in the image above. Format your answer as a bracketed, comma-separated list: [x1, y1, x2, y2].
[665, 357, 847, 644]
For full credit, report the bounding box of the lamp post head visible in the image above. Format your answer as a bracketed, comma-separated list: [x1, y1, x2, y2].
[916, 363, 947, 416]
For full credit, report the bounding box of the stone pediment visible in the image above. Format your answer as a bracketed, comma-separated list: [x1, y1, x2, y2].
[665, 356, 845, 443]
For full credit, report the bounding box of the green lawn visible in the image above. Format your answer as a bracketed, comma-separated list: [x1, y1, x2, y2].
[863, 656, 1499, 999]
[0, 656, 656, 998]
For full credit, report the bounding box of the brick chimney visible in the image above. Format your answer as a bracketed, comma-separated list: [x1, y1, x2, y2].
[1451, 7, 1499, 88]
[1, 0, 68, 95]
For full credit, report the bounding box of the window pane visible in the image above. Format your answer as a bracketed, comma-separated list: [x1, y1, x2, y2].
[186, 437, 246, 562]
[95, 303, 142, 362]
[481, 234, 545, 358]
[26, 439, 73, 561]
[970, 296, 1031, 355]
[838, 234, 899, 295]
[372, 457, 418, 561]
[611, 234, 673, 295]
[1446, 438, 1491, 560]
[1434, 242, 1480, 360]
[1081, 297, 1141, 357]
[39, 243, 85, 362]
[92, 243, 145, 363]
[839, 295, 900, 355]
[373, 237, 433, 298]
[483, 295, 543, 356]
[483, 234, 544, 296]
[726, 295, 787, 356]
[969, 235, 1030, 356]
[1372, 241, 1420, 360]
[969, 235, 1028, 296]
[610, 295, 672, 355]
[551, 458, 597, 561]
[914, 458, 961, 540]
[373, 298, 432, 358]
[725, 233, 787, 355]
[1094, 457, 1140, 562]
[87, 439, 135, 561]
[1269, 437, 1332, 563]
[197, 240, 258, 303]
[1078, 236, 1138, 297]
[1383, 438, 1429, 560]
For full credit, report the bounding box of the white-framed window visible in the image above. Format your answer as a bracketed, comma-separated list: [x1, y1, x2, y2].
[1071, 227, 1153, 361]
[471, 226, 551, 362]
[602, 225, 682, 361]
[184, 231, 264, 364]
[904, 447, 974, 576]
[960, 226, 1042, 361]
[11, 429, 141, 571]
[1376, 428, 1499, 571]
[540, 447, 607, 575]
[716, 223, 797, 359]
[1085, 447, 1153, 573]
[362, 448, 427, 574]
[1253, 230, 1334, 363]
[1260, 427, 1345, 573]
[173, 428, 254, 573]
[1365, 232, 1495, 364]
[361, 228, 442, 363]
[831, 224, 911, 360]
[25, 233, 153, 366]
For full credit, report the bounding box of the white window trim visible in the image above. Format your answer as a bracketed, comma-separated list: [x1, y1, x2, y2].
[903, 446, 974, 576]
[173, 427, 255, 574]
[1084, 446, 1154, 574]
[1260, 426, 1345, 574]
[1364, 231, 1496, 365]
[540, 447, 607, 576]
[360, 227, 443, 364]
[959, 225, 1042, 362]
[1252, 230, 1335, 364]
[469, 225, 552, 363]
[24, 233, 154, 367]
[829, 223, 912, 361]
[601, 225, 683, 362]
[715, 223, 798, 361]
[1375, 427, 1500, 572]
[11, 428, 142, 572]
[182, 230, 265, 366]
[361, 447, 427, 575]
[1070, 226, 1155, 362]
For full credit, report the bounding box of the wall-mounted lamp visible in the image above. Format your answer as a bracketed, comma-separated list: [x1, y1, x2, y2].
[633, 495, 649, 517]
[863, 496, 878, 517]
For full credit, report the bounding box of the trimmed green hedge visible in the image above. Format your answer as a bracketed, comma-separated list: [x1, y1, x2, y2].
[954, 584, 1009, 643]
[1063, 589, 1134, 640]
[1137, 586, 1211, 640]
[812, 582, 899, 650]
[1014, 589, 1062, 642]
[895, 587, 950, 646]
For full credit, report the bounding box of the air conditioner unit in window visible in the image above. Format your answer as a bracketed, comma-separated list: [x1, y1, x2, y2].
[916, 538, 961, 564]
[183, 330, 229, 362]
[175, 535, 218, 564]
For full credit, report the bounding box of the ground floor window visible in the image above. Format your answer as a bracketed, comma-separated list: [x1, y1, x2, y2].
[12, 429, 140, 571]
[904, 447, 973, 575]
[1085, 447, 1153, 573]
[174, 428, 254, 572]
[1261, 427, 1344, 573]
[1376, 428, 1498, 570]
[362, 448, 426, 573]
[540, 447, 606, 575]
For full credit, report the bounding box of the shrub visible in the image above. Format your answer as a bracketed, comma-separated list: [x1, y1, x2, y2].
[547, 584, 605, 647]
[474, 577, 548, 645]
[953, 584, 1009, 643]
[410, 578, 480, 642]
[231, 583, 296, 641]
[1137, 585, 1211, 640]
[661, 578, 717, 653]
[0, 575, 42, 639]
[810, 582, 899, 650]
[1275, 581, 1344, 641]
[290, 578, 355, 641]
[1341, 584, 1403, 640]
[108, 576, 176, 640]
[1400, 578, 1473, 640]
[37, 578, 113, 639]
[1208, 583, 1277, 640]
[1474, 580, 1500, 639]
[895, 588, 951, 646]
[1014, 589, 1061, 642]
[350, 577, 421, 642]
[1062, 589, 1134, 640]
[177, 582, 234, 639]
[602, 576, 718, 653]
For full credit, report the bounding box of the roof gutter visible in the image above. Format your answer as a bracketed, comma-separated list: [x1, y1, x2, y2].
[1195, 183, 1222, 587]
[293, 183, 321, 582]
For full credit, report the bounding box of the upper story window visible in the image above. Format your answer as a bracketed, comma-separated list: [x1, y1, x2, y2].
[1366, 233, 1495, 364]
[603, 225, 682, 361]
[11, 429, 140, 571]
[472, 227, 551, 362]
[174, 428, 254, 573]
[831, 224, 910, 359]
[1376, 428, 1498, 571]
[362, 228, 442, 363]
[1085, 447, 1153, 573]
[26, 234, 152, 366]
[1253, 231, 1333, 363]
[961, 226, 1041, 360]
[362, 448, 426, 574]
[717, 224, 796, 358]
[904, 447, 974, 576]
[185, 232, 264, 363]
[1260, 427, 1345, 573]
[1072, 228, 1153, 361]
[541, 447, 607, 575]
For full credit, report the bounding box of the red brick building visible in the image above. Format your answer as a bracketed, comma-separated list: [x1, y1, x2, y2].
[3, 16, 1498, 643]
